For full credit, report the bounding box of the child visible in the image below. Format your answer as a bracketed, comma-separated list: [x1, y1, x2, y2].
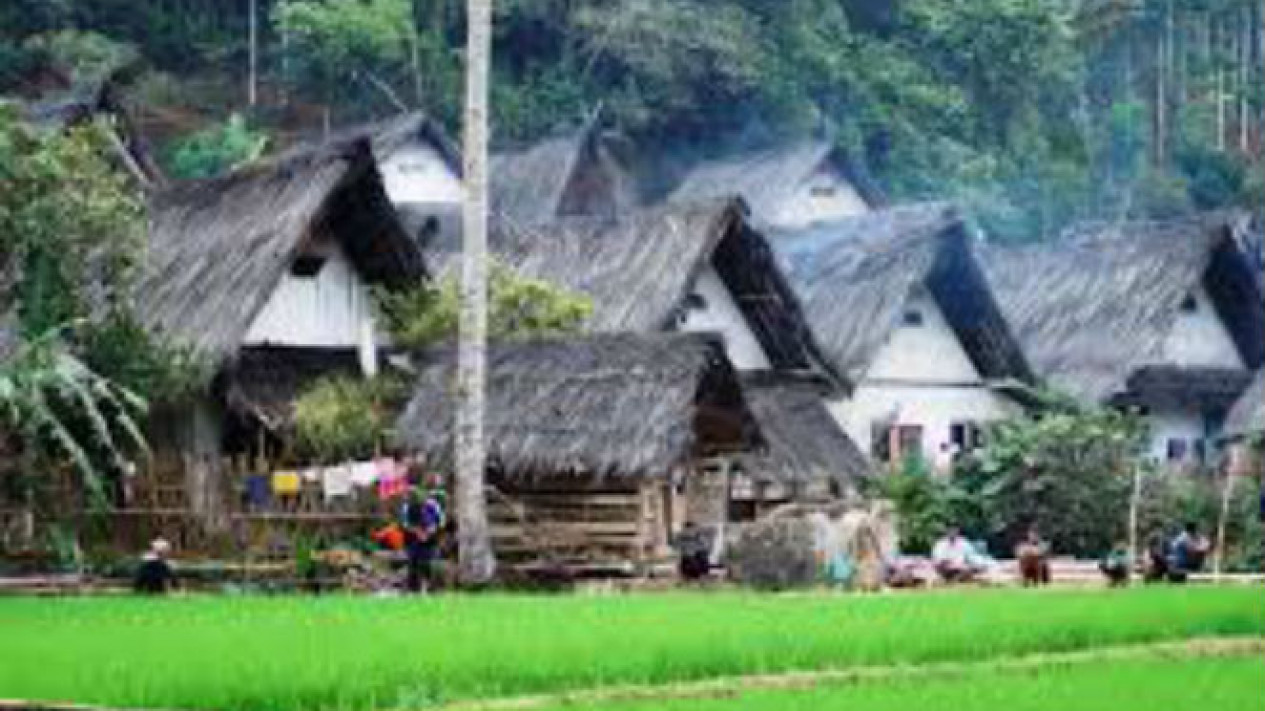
[134, 538, 175, 594]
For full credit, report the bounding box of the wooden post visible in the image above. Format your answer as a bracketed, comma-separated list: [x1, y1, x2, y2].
[1213, 470, 1236, 580]
[247, 0, 259, 107]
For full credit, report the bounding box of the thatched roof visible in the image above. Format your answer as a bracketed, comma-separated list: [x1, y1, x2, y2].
[1224, 371, 1264, 440]
[222, 347, 365, 432]
[282, 111, 461, 175]
[21, 77, 165, 187]
[668, 141, 884, 224]
[782, 204, 1032, 384]
[422, 199, 830, 377]
[395, 332, 758, 480]
[139, 138, 425, 362]
[983, 212, 1265, 402]
[491, 116, 637, 223]
[737, 373, 871, 490]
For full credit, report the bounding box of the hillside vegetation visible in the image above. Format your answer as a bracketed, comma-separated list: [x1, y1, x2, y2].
[2, 0, 1262, 241]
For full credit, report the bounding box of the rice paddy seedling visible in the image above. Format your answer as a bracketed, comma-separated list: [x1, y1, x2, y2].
[0, 586, 1259, 711]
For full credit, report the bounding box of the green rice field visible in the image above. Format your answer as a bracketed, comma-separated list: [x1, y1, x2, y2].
[535, 656, 1265, 711]
[0, 587, 1260, 711]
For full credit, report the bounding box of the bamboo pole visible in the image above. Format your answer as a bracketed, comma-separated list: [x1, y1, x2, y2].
[1213, 470, 1236, 580]
[1128, 462, 1143, 577]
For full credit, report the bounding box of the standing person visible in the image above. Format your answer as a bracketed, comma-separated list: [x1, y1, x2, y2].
[932, 526, 980, 583]
[1099, 542, 1131, 587]
[1015, 527, 1052, 587]
[134, 538, 175, 594]
[402, 481, 446, 593]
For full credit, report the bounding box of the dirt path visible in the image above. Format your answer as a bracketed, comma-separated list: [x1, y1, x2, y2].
[436, 636, 1265, 711]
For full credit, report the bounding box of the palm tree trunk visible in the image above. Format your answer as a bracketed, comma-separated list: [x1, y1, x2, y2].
[455, 0, 496, 586]
[248, 0, 259, 106]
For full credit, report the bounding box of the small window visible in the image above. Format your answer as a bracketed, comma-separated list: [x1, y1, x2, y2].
[810, 185, 837, 198]
[902, 309, 924, 327]
[683, 293, 708, 311]
[950, 423, 968, 450]
[290, 255, 326, 278]
[1180, 293, 1197, 313]
[1193, 439, 1207, 464]
[897, 425, 925, 461]
[1166, 438, 1188, 462]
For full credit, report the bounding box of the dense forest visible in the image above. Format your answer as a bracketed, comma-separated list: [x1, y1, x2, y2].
[1, 0, 1263, 241]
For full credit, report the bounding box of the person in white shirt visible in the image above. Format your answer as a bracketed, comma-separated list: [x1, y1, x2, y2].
[932, 526, 981, 582]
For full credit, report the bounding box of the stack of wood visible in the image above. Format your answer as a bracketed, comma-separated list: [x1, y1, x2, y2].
[725, 501, 898, 590]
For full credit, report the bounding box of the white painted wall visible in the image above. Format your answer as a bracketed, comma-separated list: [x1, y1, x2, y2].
[828, 383, 1021, 465]
[766, 166, 869, 229]
[826, 287, 1021, 463]
[866, 289, 981, 383]
[244, 242, 378, 350]
[1146, 404, 1213, 463]
[676, 265, 772, 371]
[379, 144, 464, 206]
[1161, 286, 1244, 369]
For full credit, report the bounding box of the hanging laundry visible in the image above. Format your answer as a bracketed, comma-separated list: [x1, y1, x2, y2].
[350, 460, 378, 487]
[244, 474, 271, 508]
[376, 457, 409, 500]
[323, 465, 354, 499]
[271, 470, 301, 496]
[300, 467, 322, 483]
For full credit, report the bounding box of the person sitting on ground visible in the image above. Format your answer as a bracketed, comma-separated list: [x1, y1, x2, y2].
[1168, 522, 1211, 582]
[932, 526, 982, 583]
[1143, 534, 1171, 583]
[1099, 542, 1131, 587]
[675, 521, 712, 582]
[1015, 526, 1052, 587]
[134, 537, 175, 595]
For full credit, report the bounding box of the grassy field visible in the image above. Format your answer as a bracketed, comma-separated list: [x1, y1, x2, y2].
[530, 656, 1265, 711]
[0, 587, 1260, 711]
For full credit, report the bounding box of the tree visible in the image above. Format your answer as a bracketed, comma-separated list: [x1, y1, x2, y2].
[165, 113, 268, 180]
[456, 0, 495, 586]
[374, 262, 592, 350]
[292, 376, 404, 464]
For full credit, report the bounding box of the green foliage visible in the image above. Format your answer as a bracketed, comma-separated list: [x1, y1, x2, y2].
[0, 109, 144, 335]
[965, 403, 1147, 557]
[376, 262, 593, 350]
[21, 30, 139, 84]
[292, 375, 403, 464]
[0, 331, 146, 503]
[78, 312, 211, 405]
[274, 0, 458, 120]
[1137, 472, 1263, 573]
[165, 113, 268, 180]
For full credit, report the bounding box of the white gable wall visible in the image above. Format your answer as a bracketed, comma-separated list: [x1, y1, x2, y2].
[766, 165, 869, 229]
[243, 243, 378, 353]
[1146, 404, 1215, 463]
[676, 265, 772, 371]
[379, 144, 464, 206]
[825, 288, 1021, 462]
[1161, 285, 1244, 368]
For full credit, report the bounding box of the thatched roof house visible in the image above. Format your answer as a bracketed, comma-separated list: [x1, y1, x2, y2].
[140, 137, 424, 362]
[787, 204, 1031, 386]
[491, 116, 638, 223]
[1224, 371, 1264, 442]
[396, 332, 757, 480]
[982, 212, 1263, 405]
[776, 204, 1032, 466]
[668, 141, 883, 229]
[424, 198, 832, 378]
[736, 373, 872, 496]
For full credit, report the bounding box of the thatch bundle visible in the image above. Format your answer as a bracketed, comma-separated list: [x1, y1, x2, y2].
[139, 138, 424, 362]
[395, 332, 757, 481]
[983, 212, 1264, 402]
[737, 372, 871, 491]
[669, 141, 884, 223]
[778, 204, 1031, 384]
[726, 501, 898, 590]
[422, 198, 828, 375]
